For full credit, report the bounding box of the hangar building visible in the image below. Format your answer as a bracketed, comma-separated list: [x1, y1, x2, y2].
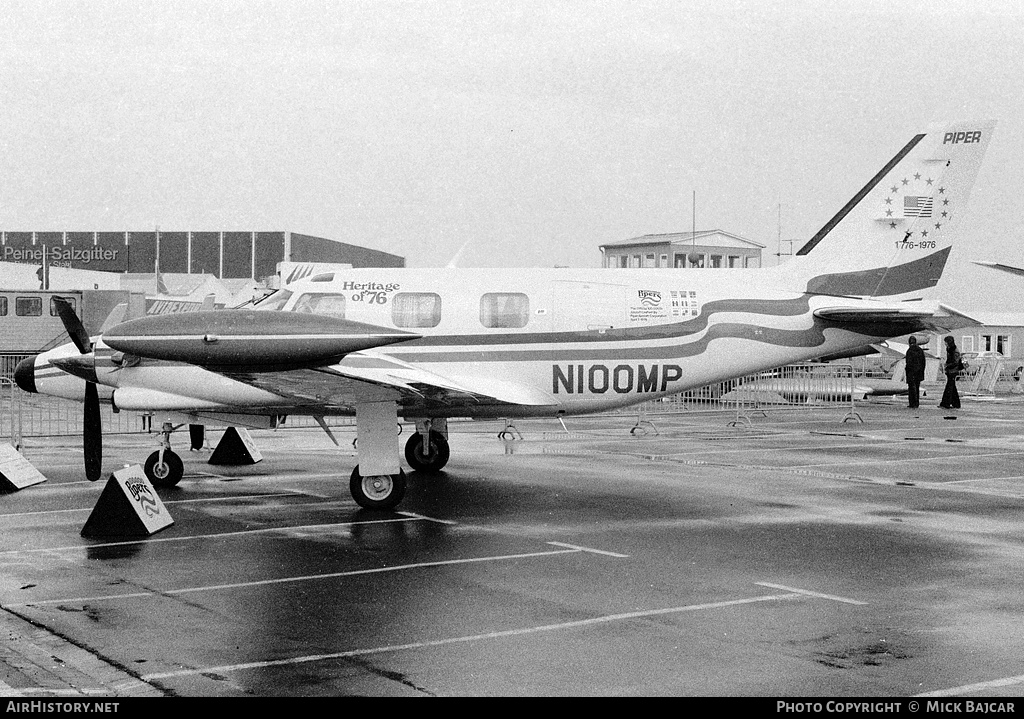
[0, 230, 404, 282]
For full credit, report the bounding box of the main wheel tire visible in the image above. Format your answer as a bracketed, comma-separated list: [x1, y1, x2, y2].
[144, 450, 184, 488]
[404, 431, 450, 472]
[350, 466, 407, 510]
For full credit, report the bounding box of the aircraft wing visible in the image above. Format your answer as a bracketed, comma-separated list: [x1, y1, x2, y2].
[219, 352, 557, 411]
[813, 303, 981, 332]
[101, 309, 558, 412]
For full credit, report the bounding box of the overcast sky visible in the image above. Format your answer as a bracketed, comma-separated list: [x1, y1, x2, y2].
[1, 0, 1021, 310]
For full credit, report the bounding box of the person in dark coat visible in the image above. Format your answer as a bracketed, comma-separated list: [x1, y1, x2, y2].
[939, 336, 962, 409]
[905, 336, 926, 409]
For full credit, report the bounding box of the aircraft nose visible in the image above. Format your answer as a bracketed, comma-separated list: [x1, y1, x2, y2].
[14, 356, 37, 394]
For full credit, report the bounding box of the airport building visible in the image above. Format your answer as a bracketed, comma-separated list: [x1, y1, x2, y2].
[957, 313, 1024, 361]
[600, 230, 764, 269]
[0, 230, 406, 360]
[0, 230, 404, 282]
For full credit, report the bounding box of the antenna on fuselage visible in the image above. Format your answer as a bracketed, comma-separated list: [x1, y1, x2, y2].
[446, 238, 473, 268]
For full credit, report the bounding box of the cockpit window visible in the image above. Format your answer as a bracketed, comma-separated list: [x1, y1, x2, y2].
[293, 293, 347, 318]
[251, 289, 292, 311]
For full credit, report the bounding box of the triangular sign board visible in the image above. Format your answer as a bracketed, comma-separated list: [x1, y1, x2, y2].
[208, 427, 263, 466]
[81, 465, 174, 537]
[0, 444, 47, 491]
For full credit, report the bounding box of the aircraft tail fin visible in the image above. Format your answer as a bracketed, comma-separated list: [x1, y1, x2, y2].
[782, 120, 995, 300]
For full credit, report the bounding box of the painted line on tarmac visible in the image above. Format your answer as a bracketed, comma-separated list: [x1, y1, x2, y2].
[755, 582, 867, 605]
[940, 475, 1024, 484]
[914, 673, 1024, 697]
[162, 492, 315, 505]
[649, 441, 887, 461]
[0, 517, 421, 557]
[0, 492, 307, 518]
[139, 591, 803, 681]
[398, 511, 458, 525]
[41, 470, 353, 487]
[9, 548, 585, 607]
[547, 541, 630, 558]
[790, 449, 1024, 469]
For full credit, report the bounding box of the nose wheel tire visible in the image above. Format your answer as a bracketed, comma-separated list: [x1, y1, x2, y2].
[404, 431, 450, 473]
[350, 466, 407, 510]
[144, 450, 184, 488]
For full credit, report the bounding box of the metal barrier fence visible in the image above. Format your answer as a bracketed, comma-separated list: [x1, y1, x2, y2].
[8, 394, 358, 441]
[1, 377, 21, 449]
[0, 353, 359, 444]
[1, 354, 32, 381]
[959, 357, 1024, 395]
[620, 363, 863, 432]
[14, 393, 154, 438]
[4, 357, 1022, 446]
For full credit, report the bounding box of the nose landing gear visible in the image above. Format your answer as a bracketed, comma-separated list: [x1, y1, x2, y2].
[143, 421, 184, 488]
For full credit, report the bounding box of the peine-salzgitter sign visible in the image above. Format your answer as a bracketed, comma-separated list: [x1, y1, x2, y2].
[1, 232, 128, 272]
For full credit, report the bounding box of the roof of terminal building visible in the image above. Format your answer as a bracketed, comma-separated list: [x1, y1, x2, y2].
[600, 229, 765, 249]
[967, 312, 1024, 328]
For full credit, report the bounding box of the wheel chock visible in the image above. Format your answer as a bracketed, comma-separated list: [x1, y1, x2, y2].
[208, 427, 263, 466]
[0, 443, 47, 491]
[81, 465, 174, 538]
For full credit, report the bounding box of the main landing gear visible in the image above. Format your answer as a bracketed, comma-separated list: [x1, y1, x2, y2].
[350, 466, 407, 510]
[404, 425, 450, 472]
[144, 421, 185, 488]
[350, 412, 450, 511]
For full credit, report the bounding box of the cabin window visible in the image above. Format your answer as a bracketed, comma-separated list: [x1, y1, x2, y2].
[480, 293, 529, 328]
[16, 297, 42, 317]
[293, 293, 346, 318]
[49, 297, 76, 316]
[392, 292, 441, 328]
[0, 297, 6, 316]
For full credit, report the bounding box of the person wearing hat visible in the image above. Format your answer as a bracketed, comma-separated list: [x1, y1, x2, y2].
[905, 336, 926, 409]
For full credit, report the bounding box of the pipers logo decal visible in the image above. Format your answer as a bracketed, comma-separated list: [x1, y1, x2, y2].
[124, 479, 161, 518]
[637, 289, 662, 306]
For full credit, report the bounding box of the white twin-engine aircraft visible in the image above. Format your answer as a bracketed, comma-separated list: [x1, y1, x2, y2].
[15, 120, 995, 510]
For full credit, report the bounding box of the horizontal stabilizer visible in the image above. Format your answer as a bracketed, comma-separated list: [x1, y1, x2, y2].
[813, 306, 936, 323]
[814, 303, 981, 333]
[922, 303, 984, 332]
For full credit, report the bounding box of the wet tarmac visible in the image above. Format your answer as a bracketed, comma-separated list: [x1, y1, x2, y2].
[4, 392, 1024, 697]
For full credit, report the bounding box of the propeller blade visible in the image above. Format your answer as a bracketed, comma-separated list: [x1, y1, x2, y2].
[84, 381, 102, 481]
[52, 297, 92, 355]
